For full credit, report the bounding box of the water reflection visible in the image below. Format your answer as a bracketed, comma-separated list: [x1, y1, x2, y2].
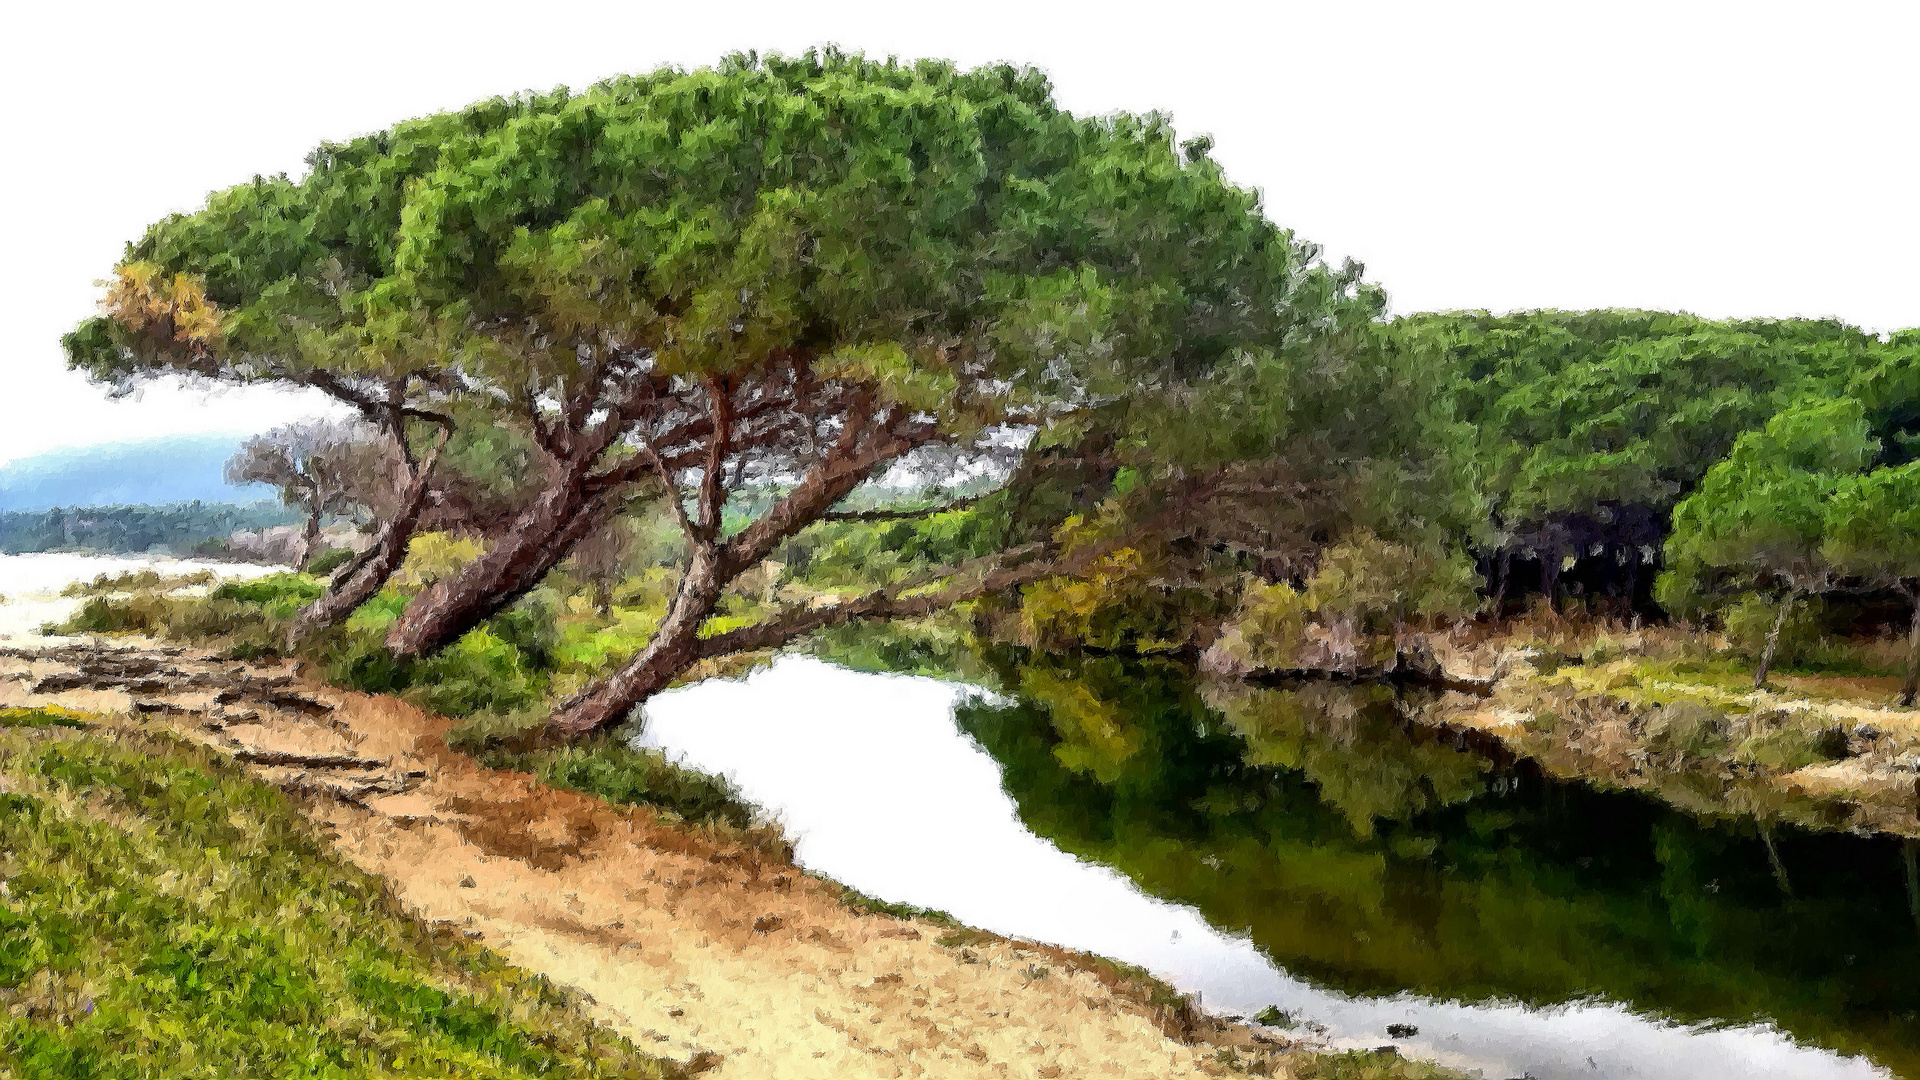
[633, 649, 1911, 1078]
[959, 652, 1920, 1076]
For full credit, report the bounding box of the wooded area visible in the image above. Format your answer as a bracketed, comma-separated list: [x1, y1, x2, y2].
[62, 50, 1920, 738]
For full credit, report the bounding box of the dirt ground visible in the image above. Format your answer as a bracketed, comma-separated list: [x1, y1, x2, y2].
[0, 641, 1301, 1079]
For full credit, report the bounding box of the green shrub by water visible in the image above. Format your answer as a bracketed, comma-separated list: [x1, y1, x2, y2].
[446, 712, 756, 832]
[0, 725, 678, 1079]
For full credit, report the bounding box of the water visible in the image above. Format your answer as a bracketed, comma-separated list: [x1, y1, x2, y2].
[0, 556, 1908, 1077]
[635, 651, 1916, 1079]
[0, 552, 282, 641]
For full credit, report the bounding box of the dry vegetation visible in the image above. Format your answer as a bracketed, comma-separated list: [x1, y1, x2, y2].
[1421, 607, 1920, 837]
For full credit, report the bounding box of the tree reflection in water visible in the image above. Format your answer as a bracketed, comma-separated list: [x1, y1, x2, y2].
[957, 652, 1920, 1076]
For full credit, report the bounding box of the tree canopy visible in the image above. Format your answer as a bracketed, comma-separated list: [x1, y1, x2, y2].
[68, 49, 1432, 735]
[1659, 398, 1880, 685]
[1387, 310, 1919, 612]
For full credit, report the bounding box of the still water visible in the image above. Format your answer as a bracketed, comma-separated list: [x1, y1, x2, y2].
[637, 652, 1918, 1080]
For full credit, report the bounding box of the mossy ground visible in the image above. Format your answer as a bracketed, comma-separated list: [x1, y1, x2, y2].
[0, 712, 680, 1079]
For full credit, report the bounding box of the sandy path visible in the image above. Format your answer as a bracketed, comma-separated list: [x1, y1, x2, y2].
[0, 642, 1293, 1079]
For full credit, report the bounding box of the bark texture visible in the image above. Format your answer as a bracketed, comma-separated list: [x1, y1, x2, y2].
[1754, 594, 1797, 689]
[286, 437, 444, 651]
[384, 474, 607, 660]
[1901, 593, 1920, 708]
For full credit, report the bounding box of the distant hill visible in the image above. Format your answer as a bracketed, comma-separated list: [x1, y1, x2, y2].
[0, 434, 275, 512]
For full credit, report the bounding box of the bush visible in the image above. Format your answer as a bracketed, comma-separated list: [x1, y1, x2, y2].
[306, 545, 356, 576]
[315, 626, 411, 695]
[1723, 594, 1831, 668]
[408, 629, 546, 719]
[213, 572, 325, 616]
[59, 595, 166, 634]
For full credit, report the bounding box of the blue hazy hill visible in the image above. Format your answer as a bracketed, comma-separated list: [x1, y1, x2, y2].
[0, 434, 275, 512]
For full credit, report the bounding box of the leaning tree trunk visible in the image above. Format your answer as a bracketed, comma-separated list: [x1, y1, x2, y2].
[286, 453, 438, 651]
[546, 546, 728, 737]
[1754, 594, 1797, 689]
[299, 500, 324, 571]
[384, 474, 606, 661]
[1901, 590, 1920, 707]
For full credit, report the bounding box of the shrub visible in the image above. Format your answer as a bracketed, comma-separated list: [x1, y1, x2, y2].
[408, 629, 545, 719]
[306, 545, 355, 576]
[214, 572, 324, 614]
[1723, 594, 1831, 668]
[315, 626, 412, 695]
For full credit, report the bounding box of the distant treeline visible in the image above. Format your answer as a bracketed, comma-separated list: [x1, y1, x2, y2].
[0, 501, 299, 555]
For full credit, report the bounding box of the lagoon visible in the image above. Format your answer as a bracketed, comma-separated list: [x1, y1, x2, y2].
[638, 654, 1913, 1080]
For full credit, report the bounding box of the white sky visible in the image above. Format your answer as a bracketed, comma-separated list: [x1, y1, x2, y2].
[4, 0, 1916, 466]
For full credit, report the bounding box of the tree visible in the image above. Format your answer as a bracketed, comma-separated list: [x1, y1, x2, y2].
[224, 419, 384, 568]
[1823, 462, 1920, 704]
[67, 264, 458, 644]
[1392, 311, 1905, 613]
[1661, 399, 1878, 687]
[68, 50, 1412, 738]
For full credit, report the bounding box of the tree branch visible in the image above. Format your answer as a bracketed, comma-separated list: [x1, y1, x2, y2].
[695, 376, 734, 542]
[694, 541, 1055, 658]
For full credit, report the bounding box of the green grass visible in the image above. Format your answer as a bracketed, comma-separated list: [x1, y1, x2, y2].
[830, 882, 959, 928]
[1288, 1049, 1465, 1080]
[0, 708, 86, 731]
[475, 736, 758, 832]
[0, 723, 680, 1079]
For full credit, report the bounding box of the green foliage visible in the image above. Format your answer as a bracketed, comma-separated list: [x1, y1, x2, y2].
[1661, 399, 1880, 619]
[1206, 579, 1313, 672]
[477, 738, 756, 831]
[0, 708, 87, 730]
[72, 48, 1376, 477]
[1399, 311, 1897, 522]
[1016, 547, 1218, 654]
[304, 545, 355, 576]
[1824, 459, 1920, 586]
[1304, 532, 1481, 633]
[1722, 594, 1832, 666]
[212, 572, 325, 614]
[60, 570, 214, 597]
[0, 726, 675, 1078]
[0, 502, 300, 556]
[55, 591, 275, 648]
[408, 630, 547, 718]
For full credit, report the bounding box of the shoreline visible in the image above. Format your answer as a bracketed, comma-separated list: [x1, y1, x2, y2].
[0, 635, 1441, 1079]
[1410, 629, 1920, 841]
